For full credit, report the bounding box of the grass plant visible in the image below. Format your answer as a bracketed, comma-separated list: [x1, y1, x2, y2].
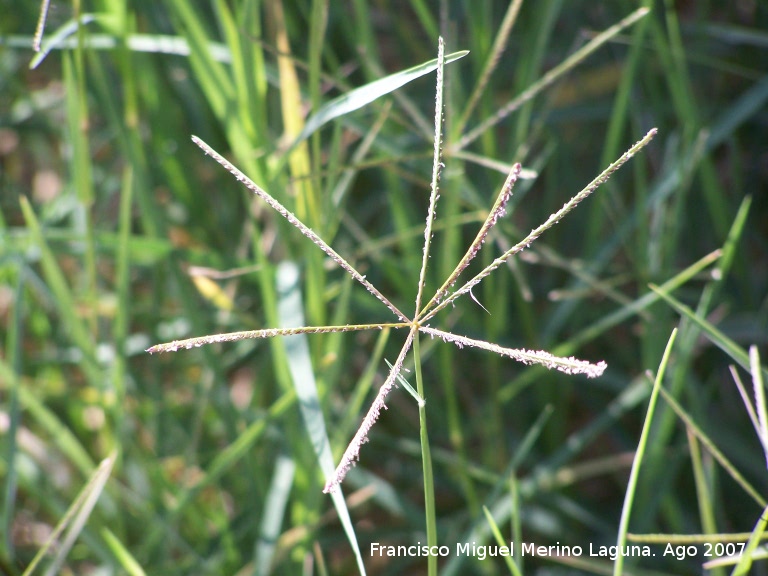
[2, 1, 767, 575]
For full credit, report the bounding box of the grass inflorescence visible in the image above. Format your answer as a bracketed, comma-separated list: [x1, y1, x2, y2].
[4, 2, 767, 575]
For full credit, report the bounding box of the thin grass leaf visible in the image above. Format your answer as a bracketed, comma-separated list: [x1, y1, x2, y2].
[482, 506, 522, 576]
[101, 528, 147, 576]
[276, 261, 367, 573]
[657, 385, 766, 508]
[448, 149, 537, 179]
[687, 428, 719, 547]
[455, 7, 650, 150]
[649, 284, 768, 382]
[254, 454, 295, 576]
[749, 347, 768, 467]
[453, 0, 524, 138]
[728, 366, 766, 455]
[385, 359, 424, 407]
[22, 452, 115, 576]
[730, 505, 768, 575]
[293, 49, 469, 146]
[613, 329, 677, 576]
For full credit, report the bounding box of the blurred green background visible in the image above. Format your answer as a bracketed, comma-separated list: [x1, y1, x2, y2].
[1, 1, 767, 574]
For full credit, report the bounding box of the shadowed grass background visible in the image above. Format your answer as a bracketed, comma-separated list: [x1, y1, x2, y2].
[1, 1, 767, 575]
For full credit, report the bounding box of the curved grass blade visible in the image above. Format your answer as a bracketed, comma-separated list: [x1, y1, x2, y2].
[613, 329, 677, 576]
[254, 454, 295, 576]
[276, 262, 367, 575]
[293, 49, 469, 146]
[29, 13, 99, 69]
[22, 452, 115, 576]
[649, 284, 768, 383]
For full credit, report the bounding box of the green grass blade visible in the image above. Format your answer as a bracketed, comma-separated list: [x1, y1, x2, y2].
[482, 505, 522, 576]
[649, 284, 768, 382]
[731, 504, 768, 576]
[275, 261, 366, 576]
[101, 528, 147, 576]
[657, 385, 766, 508]
[254, 454, 296, 576]
[293, 49, 469, 146]
[19, 197, 102, 386]
[22, 452, 115, 576]
[412, 335, 437, 576]
[613, 329, 677, 576]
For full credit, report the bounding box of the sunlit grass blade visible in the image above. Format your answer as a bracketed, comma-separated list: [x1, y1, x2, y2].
[275, 260, 367, 575]
[293, 48, 469, 146]
[454, 7, 650, 150]
[22, 452, 115, 576]
[613, 329, 676, 576]
[254, 454, 295, 575]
